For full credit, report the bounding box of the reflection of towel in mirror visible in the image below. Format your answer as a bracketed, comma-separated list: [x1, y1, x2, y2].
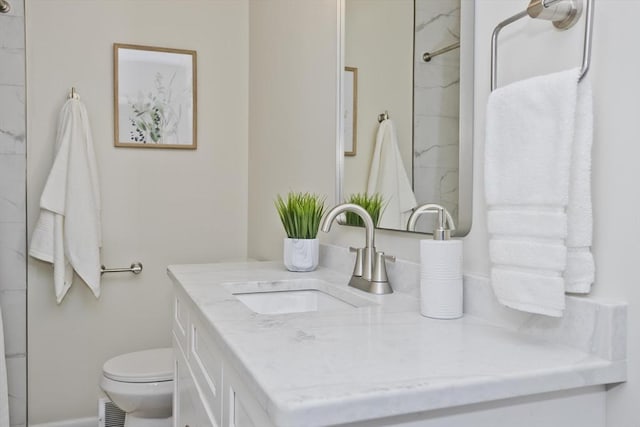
[29, 98, 102, 304]
[367, 119, 417, 229]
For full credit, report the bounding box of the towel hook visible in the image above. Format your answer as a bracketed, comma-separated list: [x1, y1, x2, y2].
[378, 111, 389, 123]
[0, 0, 10, 13]
[491, 0, 594, 91]
[68, 87, 79, 100]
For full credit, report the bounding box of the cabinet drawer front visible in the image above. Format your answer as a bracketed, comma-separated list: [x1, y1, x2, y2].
[190, 315, 224, 426]
[173, 294, 189, 352]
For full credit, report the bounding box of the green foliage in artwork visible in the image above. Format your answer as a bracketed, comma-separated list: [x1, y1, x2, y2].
[128, 72, 183, 144]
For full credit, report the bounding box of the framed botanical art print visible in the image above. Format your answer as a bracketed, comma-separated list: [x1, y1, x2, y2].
[114, 43, 197, 149]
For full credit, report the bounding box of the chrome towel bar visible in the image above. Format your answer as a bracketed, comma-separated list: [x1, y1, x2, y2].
[491, 0, 594, 91]
[423, 41, 460, 62]
[101, 262, 143, 276]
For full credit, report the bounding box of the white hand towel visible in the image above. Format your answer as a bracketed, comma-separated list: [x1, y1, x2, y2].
[0, 307, 9, 427]
[29, 98, 102, 304]
[566, 77, 594, 293]
[485, 68, 594, 317]
[367, 119, 417, 229]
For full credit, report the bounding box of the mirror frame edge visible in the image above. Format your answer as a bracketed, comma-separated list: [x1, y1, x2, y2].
[336, 0, 346, 207]
[335, 0, 474, 237]
[456, 0, 475, 237]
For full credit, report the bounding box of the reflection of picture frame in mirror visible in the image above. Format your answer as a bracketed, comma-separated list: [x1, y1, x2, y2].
[114, 43, 197, 149]
[343, 66, 358, 156]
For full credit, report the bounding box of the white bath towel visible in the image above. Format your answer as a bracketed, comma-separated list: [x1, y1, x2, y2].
[367, 119, 417, 229]
[29, 98, 102, 304]
[485, 68, 594, 317]
[0, 306, 9, 427]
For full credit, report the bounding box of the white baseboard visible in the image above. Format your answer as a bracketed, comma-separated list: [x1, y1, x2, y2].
[31, 417, 97, 427]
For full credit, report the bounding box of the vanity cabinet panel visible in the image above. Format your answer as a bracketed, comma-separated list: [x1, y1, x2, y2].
[173, 288, 275, 427]
[174, 340, 218, 427]
[189, 313, 224, 426]
[226, 387, 255, 427]
[222, 362, 275, 427]
[173, 294, 189, 352]
[232, 395, 254, 427]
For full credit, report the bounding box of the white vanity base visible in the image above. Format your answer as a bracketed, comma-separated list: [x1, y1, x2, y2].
[168, 262, 623, 427]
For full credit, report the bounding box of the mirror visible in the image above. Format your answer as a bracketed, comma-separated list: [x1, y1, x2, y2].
[338, 0, 473, 235]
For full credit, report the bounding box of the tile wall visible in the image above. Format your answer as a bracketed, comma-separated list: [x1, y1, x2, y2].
[413, 0, 460, 232]
[0, 0, 27, 426]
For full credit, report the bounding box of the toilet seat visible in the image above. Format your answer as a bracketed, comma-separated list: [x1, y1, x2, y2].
[103, 348, 173, 383]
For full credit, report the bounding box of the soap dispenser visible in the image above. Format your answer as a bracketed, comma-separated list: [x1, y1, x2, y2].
[407, 204, 463, 319]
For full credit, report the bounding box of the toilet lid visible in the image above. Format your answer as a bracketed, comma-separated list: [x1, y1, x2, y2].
[103, 348, 173, 383]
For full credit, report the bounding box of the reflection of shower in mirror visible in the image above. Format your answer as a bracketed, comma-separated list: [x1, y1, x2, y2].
[413, 0, 461, 234]
[339, 0, 473, 236]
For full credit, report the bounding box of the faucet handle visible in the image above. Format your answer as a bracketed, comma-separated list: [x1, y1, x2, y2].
[349, 246, 364, 277]
[372, 251, 391, 284]
[383, 254, 396, 263]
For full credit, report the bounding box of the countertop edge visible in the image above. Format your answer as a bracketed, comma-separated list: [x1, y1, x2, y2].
[168, 262, 627, 427]
[267, 360, 626, 427]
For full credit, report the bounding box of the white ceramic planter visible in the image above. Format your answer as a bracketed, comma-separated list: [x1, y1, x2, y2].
[283, 238, 319, 272]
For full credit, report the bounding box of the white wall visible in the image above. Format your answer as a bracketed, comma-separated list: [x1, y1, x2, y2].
[247, 1, 426, 264]
[21, 0, 640, 424]
[469, 2, 639, 424]
[343, 0, 413, 197]
[26, 0, 248, 422]
[250, 0, 640, 425]
[248, 0, 338, 261]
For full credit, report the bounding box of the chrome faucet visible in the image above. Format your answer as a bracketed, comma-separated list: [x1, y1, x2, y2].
[320, 203, 394, 294]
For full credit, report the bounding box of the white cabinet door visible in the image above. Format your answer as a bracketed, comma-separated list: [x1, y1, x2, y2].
[226, 386, 256, 427]
[222, 363, 275, 427]
[189, 314, 224, 426]
[174, 343, 218, 427]
[174, 288, 272, 427]
[173, 293, 189, 352]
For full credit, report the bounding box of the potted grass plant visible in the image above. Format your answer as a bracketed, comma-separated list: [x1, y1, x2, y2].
[344, 193, 385, 227]
[275, 192, 326, 272]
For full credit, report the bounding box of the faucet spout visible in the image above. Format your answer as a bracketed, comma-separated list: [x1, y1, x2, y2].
[320, 203, 375, 249]
[321, 203, 392, 294]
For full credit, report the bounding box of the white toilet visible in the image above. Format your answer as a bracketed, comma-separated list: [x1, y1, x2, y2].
[100, 348, 174, 427]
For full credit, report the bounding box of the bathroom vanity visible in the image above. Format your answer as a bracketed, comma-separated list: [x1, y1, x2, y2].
[168, 260, 625, 427]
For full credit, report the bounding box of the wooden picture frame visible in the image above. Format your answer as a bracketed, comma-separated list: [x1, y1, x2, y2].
[114, 43, 197, 149]
[343, 66, 358, 156]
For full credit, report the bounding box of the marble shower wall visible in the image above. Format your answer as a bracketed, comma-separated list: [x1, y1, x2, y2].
[413, 0, 460, 232]
[0, 0, 27, 426]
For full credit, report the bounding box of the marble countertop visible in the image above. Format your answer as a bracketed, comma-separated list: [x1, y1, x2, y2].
[167, 262, 625, 427]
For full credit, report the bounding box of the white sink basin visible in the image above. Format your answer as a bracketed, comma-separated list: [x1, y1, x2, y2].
[225, 279, 376, 315]
[234, 290, 354, 314]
